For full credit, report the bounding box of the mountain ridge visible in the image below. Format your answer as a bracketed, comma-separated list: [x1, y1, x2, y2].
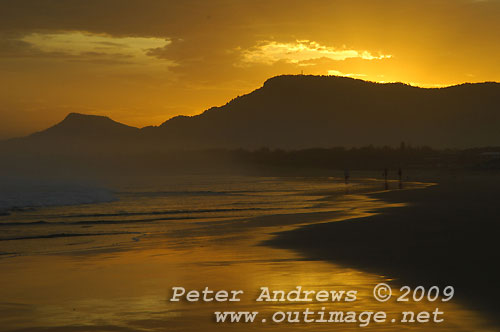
[151, 75, 500, 149]
[3, 75, 500, 151]
[30, 112, 140, 139]
[158, 76, 499, 129]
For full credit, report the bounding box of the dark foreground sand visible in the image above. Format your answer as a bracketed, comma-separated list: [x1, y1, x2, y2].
[266, 173, 500, 323]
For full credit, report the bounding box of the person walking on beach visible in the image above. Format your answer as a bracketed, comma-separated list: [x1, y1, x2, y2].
[398, 167, 403, 189]
[344, 169, 350, 185]
[383, 168, 389, 190]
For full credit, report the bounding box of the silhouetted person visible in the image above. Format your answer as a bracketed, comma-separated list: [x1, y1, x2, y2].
[398, 167, 403, 189]
[344, 169, 350, 185]
[383, 168, 389, 190]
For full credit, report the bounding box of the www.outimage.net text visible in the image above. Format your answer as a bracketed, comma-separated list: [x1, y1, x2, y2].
[169, 284, 454, 326]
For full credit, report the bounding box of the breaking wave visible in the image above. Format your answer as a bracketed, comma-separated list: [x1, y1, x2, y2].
[0, 177, 116, 215]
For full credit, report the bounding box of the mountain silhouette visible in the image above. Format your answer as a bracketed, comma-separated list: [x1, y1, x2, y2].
[150, 75, 500, 149]
[2, 112, 141, 154]
[3, 75, 500, 152]
[28, 113, 140, 143]
[31, 113, 140, 141]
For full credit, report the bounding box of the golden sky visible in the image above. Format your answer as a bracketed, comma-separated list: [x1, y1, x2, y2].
[0, 0, 499, 139]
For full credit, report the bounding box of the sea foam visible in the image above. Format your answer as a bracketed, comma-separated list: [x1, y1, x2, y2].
[0, 177, 116, 215]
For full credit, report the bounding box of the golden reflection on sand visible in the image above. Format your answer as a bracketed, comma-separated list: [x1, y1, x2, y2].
[0, 192, 494, 331]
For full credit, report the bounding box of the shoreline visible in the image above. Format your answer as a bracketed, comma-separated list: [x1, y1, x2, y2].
[265, 174, 500, 324]
[0, 175, 497, 331]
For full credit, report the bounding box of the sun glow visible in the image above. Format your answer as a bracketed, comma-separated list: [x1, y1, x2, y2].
[241, 40, 391, 65]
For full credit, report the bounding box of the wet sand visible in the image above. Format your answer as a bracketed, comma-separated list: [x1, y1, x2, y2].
[267, 174, 500, 324]
[0, 176, 497, 331]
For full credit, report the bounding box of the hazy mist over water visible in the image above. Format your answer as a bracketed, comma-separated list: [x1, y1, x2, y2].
[0, 175, 374, 256]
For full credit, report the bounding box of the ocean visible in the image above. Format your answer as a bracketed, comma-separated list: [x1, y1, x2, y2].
[0, 175, 382, 257]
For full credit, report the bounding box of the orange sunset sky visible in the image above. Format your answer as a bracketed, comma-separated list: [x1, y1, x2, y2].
[0, 0, 499, 139]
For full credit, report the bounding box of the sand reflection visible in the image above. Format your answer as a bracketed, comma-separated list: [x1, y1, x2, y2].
[0, 190, 494, 331]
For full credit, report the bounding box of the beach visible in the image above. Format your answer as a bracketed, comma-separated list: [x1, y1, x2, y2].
[0, 174, 497, 331]
[267, 173, 500, 324]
